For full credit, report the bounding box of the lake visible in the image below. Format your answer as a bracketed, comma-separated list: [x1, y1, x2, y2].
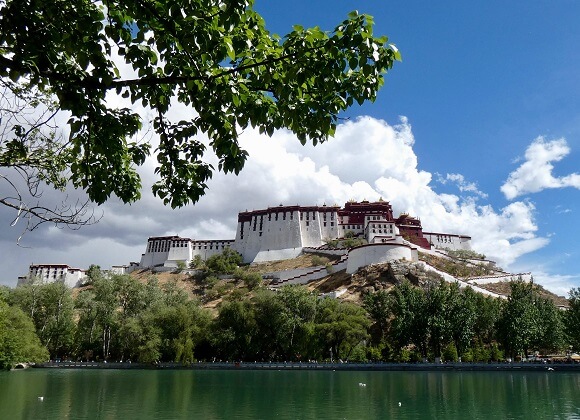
[1, 369, 579, 419]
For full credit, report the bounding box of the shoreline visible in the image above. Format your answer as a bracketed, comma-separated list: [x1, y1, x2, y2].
[30, 361, 580, 372]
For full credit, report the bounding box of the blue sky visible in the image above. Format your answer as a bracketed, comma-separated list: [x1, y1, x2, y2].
[1, 0, 579, 295]
[256, 0, 580, 292]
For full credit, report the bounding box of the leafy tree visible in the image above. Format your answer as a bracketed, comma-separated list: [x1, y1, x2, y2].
[566, 288, 580, 352]
[85, 264, 104, 285]
[74, 289, 101, 360]
[0, 285, 10, 303]
[0, 300, 49, 369]
[497, 281, 541, 359]
[37, 281, 76, 358]
[161, 279, 188, 307]
[315, 298, 370, 361]
[275, 285, 318, 361]
[9, 280, 44, 322]
[91, 277, 119, 360]
[389, 280, 429, 358]
[533, 296, 565, 354]
[0, 0, 400, 228]
[11, 281, 75, 359]
[159, 302, 212, 363]
[211, 298, 258, 360]
[362, 290, 391, 345]
[473, 292, 502, 345]
[447, 285, 478, 358]
[251, 289, 287, 361]
[424, 281, 453, 359]
[205, 248, 243, 275]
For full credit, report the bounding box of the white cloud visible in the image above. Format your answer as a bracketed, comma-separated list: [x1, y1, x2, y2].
[501, 136, 580, 199]
[437, 173, 488, 198]
[0, 116, 555, 292]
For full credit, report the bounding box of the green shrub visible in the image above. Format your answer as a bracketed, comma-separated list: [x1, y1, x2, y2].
[397, 348, 412, 363]
[462, 348, 474, 362]
[490, 343, 504, 362]
[205, 248, 243, 274]
[310, 255, 325, 266]
[202, 275, 219, 288]
[349, 345, 368, 363]
[174, 261, 186, 273]
[443, 343, 459, 362]
[189, 255, 204, 269]
[242, 273, 262, 291]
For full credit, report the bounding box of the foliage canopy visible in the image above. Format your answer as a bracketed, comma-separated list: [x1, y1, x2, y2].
[0, 0, 400, 228]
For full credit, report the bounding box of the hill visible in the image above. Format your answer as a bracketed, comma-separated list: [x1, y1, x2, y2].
[127, 252, 568, 309]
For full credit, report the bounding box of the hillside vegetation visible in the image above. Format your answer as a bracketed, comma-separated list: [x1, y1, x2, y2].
[4, 249, 577, 368]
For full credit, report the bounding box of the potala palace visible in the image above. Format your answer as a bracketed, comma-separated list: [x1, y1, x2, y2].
[140, 200, 471, 269]
[19, 200, 475, 288]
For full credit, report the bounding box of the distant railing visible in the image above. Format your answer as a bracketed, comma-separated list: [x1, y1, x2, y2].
[35, 361, 580, 372]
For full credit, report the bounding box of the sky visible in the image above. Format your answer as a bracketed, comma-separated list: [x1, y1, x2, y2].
[1, 0, 579, 296]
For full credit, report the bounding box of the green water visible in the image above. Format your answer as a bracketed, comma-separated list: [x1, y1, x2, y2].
[0, 369, 579, 419]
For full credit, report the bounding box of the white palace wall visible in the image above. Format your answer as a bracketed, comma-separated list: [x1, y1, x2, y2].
[346, 243, 417, 274]
[233, 207, 340, 264]
[423, 232, 471, 251]
[136, 202, 472, 270]
[19, 264, 86, 288]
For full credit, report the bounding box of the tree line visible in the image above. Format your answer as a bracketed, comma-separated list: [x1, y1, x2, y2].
[1, 273, 580, 369]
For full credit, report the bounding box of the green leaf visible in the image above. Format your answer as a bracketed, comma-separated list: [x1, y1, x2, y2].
[224, 36, 236, 61]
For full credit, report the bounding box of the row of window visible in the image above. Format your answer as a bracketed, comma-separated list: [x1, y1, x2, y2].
[195, 244, 228, 250]
[372, 228, 393, 234]
[435, 235, 453, 243]
[147, 241, 171, 253]
[369, 223, 391, 229]
[148, 241, 232, 252]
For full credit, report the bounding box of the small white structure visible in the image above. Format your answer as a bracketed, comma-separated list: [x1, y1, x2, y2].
[346, 242, 418, 274]
[139, 236, 235, 269]
[18, 264, 86, 288]
[422, 232, 472, 250]
[110, 262, 140, 275]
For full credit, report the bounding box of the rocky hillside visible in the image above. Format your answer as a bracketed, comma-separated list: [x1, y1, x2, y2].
[129, 253, 568, 309]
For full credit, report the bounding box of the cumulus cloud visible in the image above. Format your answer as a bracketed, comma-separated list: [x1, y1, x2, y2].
[501, 137, 580, 199]
[436, 173, 488, 198]
[0, 116, 554, 292]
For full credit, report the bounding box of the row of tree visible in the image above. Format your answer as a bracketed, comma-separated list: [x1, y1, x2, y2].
[2, 275, 580, 369]
[364, 280, 573, 362]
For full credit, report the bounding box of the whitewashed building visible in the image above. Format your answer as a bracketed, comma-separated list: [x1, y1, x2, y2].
[17, 264, 87, 288]
[137, 200, 472, 269]
[139, 235, 235, 269]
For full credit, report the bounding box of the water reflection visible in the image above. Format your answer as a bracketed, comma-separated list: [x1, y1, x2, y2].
[1, 369, 579, 419]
